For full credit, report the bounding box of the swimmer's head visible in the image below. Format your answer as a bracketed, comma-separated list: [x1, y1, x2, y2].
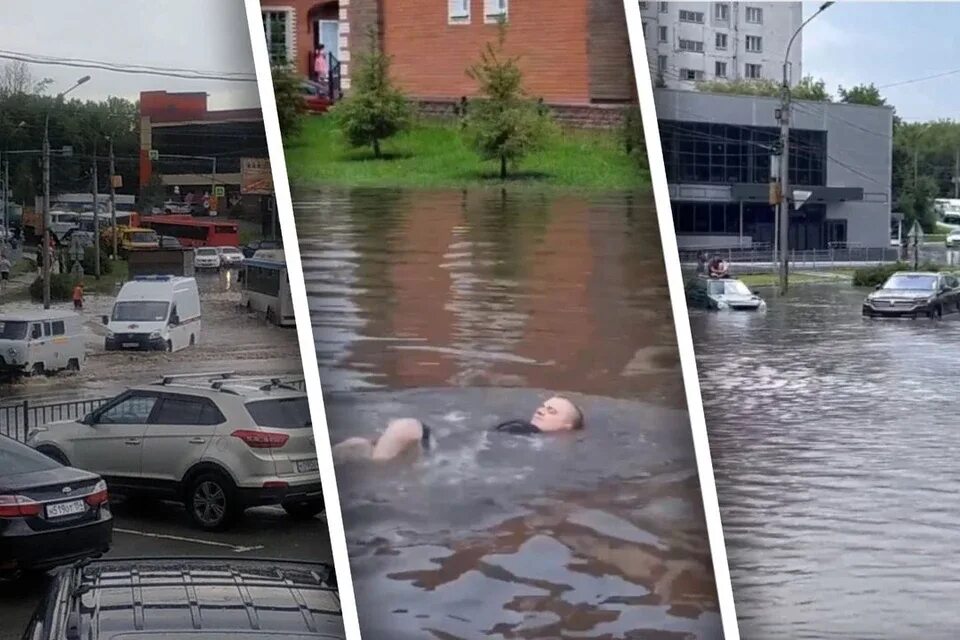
[530, 396, 584, 432]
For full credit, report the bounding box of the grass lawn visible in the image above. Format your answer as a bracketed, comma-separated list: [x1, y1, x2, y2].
[739, 270, 855, 288]
[284, 116, 645, 191]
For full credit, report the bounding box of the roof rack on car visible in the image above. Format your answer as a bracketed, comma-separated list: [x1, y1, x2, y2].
[210, 375, 306, 392]
[159, 371, 236, 385]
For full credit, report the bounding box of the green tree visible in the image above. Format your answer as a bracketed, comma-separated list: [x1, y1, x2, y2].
[792, 76, 832, 102]
[697, 76, 832, 101]
[272, 64, 306, 137]
[464, 23, 553, 179]
[899, 174, 938, 233]
[332, 29, 411, 158]
[838, 83, 887, 106]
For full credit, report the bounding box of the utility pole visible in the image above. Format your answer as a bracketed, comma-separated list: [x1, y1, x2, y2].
[42, 114, 52, 309]
[2, 153, 8, 242]
[109, 137, 117, 260]
[954, 149, 958, 199]
[777, 75, 791, 295]
[92, 141, 100, 279]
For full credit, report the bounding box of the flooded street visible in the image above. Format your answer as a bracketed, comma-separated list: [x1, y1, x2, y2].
[297, 188, 721, 639]
[0, 270, 302, 406]
[692, 282, 960, 639]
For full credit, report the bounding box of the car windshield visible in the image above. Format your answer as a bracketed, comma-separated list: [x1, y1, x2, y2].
[112, 301, 170, 322]
[708, 280, 752, 296]
[0, 320, 28, 340]
[131, 232, 157, 243]
[246, 397, 312, 429]
[221, 247, 241, 255]
[0, 437, 60, 474]
[197, 248, 217, 256]
[883, 274, 938, 291]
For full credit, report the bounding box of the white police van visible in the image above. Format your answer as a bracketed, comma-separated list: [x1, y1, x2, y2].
[103, 276, 201, 352]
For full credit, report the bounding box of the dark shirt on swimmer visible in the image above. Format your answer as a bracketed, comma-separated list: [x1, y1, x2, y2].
[493, 420, 542, 435]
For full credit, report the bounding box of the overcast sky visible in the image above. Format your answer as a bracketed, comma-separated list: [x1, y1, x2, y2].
[803, 1, 960, 122]
[0, 0, 261, 109]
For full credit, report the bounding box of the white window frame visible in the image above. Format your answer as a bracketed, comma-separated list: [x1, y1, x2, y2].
[714, 3, 730, 21]
[658, 25, 668, 43]
[680, 68, 703, 82]
[679, 10, 704, 23]
[659, 1, 669, 13]
[715, 32, 728, 50]
[262, 8, 294, 67]
[449, 0, 470, 24]
[745, 6, 763, 24]
[745, 35, 763, 53]
[679, 39, 704, 53]
[745, 63, 762, 79]
[484, 0, 508, 23]
[658, 55, 668, 73]
[639, 1, 649, 9]
[715, 61, 727, 78]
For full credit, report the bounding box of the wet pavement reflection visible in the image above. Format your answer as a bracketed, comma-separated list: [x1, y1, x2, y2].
[296, 188, 720, 639]
[692, 282, 960, 639]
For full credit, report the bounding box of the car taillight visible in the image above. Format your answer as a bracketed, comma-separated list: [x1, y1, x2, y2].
[84, 480, 109, 507]
[231, 429, 289, 449]
[0, 494, 42, 518]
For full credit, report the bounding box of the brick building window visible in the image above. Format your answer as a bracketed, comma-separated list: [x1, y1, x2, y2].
[745, 63, 762, 79]
[679, 10, 704, 23]
[449, 0, 470, 23]
[745, 6, 763, 23]
[679, 39, 704, 53]
[262, 10, 292, 66]
[745, 35, 763, 52]
[714, 3, 730, 21]
[680, 68, 703, 81]
[715, 61, 727, 78]
[484, 0, 508, 23]
[715, 33, 728, 49]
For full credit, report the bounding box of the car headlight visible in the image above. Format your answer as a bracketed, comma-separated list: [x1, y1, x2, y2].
[716, 300, 729, 310]
[26, 426, 48, 442]
[105, 329, 115, 338]
[149, 331, 161, 339]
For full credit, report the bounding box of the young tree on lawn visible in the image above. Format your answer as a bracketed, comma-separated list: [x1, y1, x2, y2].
[332, 29, 410, 158]
[464, 23, 553, 179]
[272, 64, 306, 137]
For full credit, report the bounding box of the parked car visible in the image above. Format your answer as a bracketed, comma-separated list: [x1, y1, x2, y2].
[217, 245, 245, 267]
[193, 246, 222, 270]
[302, 79, 332, 113]
[159, 235, 182, 249]
[242, 239, 282, 259]
[103, 276, 201, 352]
[21, 557, 343, 639]
[946, 230, 960, 249]
[0, 435, 112, 579]
[0, 311, 86, 376]
[862, 271, 960, 319]
[27, 374, 324, 530]
[685, 275, 766, 312]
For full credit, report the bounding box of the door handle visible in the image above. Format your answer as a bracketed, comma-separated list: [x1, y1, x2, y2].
[189, 438, 207, 444]
[124, 438, 141, 445]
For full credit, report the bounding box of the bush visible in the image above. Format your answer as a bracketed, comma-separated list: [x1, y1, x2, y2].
[622, 105, 647, 171]
[852, 261, 944, 287]
[81, 246, 112, 276]
[29, 273, 76, 302]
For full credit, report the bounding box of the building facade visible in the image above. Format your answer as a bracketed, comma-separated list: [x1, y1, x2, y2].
[655, 88, 894, 251]
[259, 0, 636, 107]
[641, 2, 802, 90]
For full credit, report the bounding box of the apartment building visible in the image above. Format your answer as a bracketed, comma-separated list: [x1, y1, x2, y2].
[641, 2, 802, 90]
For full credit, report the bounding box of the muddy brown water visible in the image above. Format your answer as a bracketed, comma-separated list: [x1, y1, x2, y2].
[296, 188, 721, 639]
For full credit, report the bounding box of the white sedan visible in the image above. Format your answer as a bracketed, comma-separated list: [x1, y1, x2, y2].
[193, 246, 222, 270]
[216, 246, 245, 267]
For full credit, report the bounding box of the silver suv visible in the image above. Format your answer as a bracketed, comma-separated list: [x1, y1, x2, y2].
[26, 373, 324, 531]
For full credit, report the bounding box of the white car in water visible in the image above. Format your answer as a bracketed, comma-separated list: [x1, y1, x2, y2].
[193, 246, 221, 270]
[216, 246, 245, 268]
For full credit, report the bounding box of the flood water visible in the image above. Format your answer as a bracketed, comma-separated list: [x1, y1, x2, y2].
[692, 282, 960, 639]
[296, 188, 721, 639]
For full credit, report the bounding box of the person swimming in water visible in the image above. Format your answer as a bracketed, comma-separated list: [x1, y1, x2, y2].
[331, 396, 584, 463]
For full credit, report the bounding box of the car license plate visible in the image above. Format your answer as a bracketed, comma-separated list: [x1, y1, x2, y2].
[46, 499, 86, 519]
[296, 458, 320, 473]
[122, 342, 138, 348]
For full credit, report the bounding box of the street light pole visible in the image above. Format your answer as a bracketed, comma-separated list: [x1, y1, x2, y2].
[42, 75, 91, 309]
[778, 2, 833, 295]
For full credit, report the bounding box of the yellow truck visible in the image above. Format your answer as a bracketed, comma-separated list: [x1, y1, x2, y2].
[101, 226, 159, 257]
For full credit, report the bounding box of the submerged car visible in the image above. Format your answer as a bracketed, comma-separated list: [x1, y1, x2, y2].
[22, 557, 343, 639]
[947, 230, 960, 249]
[686, 275, 766, 311]
[862, 271, 960, 318]
[0, 435, 112, 578]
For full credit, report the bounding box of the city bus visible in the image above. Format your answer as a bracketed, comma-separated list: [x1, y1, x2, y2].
[240, 253, 295, 327]
[140, 215, 240, 248]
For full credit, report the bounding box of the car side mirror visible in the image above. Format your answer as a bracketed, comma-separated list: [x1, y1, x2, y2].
[81, 413, 95, 426]
[169, 314, 180, 326]
[875, 284, 882, 291]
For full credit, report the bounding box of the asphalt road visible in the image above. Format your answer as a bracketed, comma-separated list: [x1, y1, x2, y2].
[0, 499, 333, 640]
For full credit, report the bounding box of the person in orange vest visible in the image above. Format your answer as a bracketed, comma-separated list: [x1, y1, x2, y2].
[72, 282, 84, 311]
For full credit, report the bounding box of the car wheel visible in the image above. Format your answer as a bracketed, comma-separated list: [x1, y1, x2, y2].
[189, 334, 196, 347]
[30, 363, 45, 377]
[265, 307, 276, 324]
[929, 306, 943, 320]
[282, 499, 325, 520]
[36, 446, 70, 466]
[166, 340, 173, 353]
[186, 472, 239, 531]
[66, 358, 80, 372]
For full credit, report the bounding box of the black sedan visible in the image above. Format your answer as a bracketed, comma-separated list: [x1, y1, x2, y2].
[0, 436, 112, 578]
[862, 272, 960, 319]
[23, 557, 344, 639]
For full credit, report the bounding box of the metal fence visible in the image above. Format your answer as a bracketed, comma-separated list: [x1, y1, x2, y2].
[680, 245, 901, 266]
[0, 398, 109, 443]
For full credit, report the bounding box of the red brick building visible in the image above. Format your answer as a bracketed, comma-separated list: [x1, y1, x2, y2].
[258, 0, 636, 109]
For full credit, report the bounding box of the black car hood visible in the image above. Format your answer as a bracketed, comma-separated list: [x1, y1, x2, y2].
[871, 289, 934, 300]
[0, 465, 99, 492]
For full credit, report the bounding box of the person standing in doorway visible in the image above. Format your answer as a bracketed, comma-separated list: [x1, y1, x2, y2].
[315, 45, 329, 92]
